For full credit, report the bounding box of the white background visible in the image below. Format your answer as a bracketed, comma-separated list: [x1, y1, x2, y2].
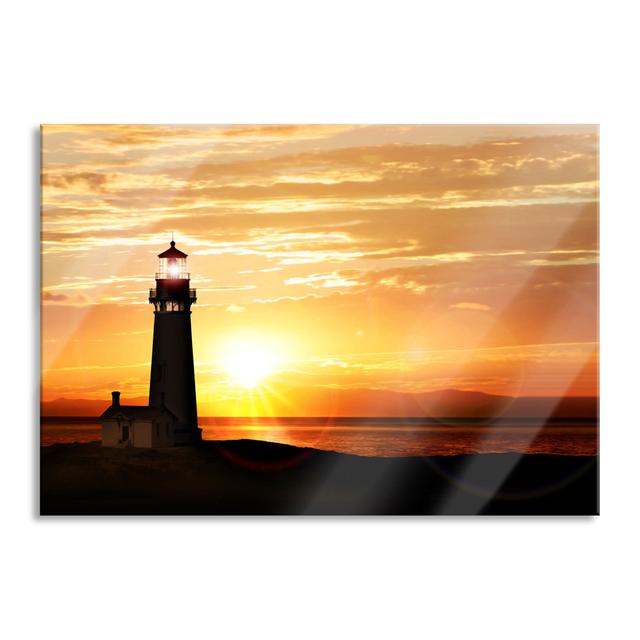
[1, 1, 638, 638]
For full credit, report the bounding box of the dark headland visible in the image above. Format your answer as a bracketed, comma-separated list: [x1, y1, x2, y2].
[40, 440, 598, 515]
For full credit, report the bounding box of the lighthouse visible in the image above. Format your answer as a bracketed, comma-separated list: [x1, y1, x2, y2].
[147, 240, 201, 444]
[101, 239, 201, 447]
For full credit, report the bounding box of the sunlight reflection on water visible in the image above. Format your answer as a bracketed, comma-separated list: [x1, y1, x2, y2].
[41, 419, 597, 457]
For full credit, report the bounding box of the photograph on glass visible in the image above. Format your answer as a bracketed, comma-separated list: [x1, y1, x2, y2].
[40, 124, 598, 515]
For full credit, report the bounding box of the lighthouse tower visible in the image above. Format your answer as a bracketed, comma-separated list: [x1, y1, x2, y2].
[148, 240, 201, 444]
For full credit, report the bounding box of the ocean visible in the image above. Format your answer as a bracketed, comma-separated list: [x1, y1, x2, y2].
[40, 417, 598, 457]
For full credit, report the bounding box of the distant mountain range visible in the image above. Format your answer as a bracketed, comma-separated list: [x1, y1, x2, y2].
[41, 396, 149, 417]
[41, 388, 598, 419]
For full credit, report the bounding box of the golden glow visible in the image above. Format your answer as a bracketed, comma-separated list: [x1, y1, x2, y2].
[40, 125, 599, 414]
[220, 338, 281, 389]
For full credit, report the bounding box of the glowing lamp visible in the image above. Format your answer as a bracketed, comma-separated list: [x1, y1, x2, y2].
[168, 261, 181, 278]
[155, 240, 188, 280]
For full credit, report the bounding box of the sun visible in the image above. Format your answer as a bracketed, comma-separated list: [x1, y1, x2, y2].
[221, 339, 280, 389]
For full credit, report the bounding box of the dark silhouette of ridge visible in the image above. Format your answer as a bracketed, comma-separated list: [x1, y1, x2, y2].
[40, 439, 598, 515]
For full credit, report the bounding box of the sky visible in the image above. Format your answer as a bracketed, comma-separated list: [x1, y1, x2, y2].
[41, 124, 598, 415]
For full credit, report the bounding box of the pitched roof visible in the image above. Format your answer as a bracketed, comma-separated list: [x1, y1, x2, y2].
[100, 404, 177, 421]
[158, 240, 188, 259]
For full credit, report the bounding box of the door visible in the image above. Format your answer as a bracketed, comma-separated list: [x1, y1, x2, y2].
[122, 423, 130, 441]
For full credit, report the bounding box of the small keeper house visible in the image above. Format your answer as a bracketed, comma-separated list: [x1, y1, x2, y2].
[101, 391, 177, 448]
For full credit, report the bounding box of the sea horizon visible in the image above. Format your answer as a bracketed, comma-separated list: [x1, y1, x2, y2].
[40, 416, 598, 457]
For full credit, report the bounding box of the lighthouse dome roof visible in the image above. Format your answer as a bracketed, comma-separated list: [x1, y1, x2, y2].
[158, 240, 188, 259]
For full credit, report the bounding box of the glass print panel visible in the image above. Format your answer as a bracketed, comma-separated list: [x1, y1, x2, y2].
[40, 124, 599, 516]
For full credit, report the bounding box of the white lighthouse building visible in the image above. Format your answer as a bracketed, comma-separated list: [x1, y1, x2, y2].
[101, 240, 202, 447]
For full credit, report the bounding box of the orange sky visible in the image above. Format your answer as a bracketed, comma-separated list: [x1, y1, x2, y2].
[41, 124, 598, 415]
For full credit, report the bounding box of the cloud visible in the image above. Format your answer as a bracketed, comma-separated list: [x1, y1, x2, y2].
[42, 291, 68, 302]
[221, 125, 355, 139]
[43, 171, 111, 193]
[198, 285, 257, 292]
[41, 128, 598, 280]
[525, 255, 598, 266]
[285, 272, 362, 288]
[41, 292, 92, 307]
[450, 302, 492, 311]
